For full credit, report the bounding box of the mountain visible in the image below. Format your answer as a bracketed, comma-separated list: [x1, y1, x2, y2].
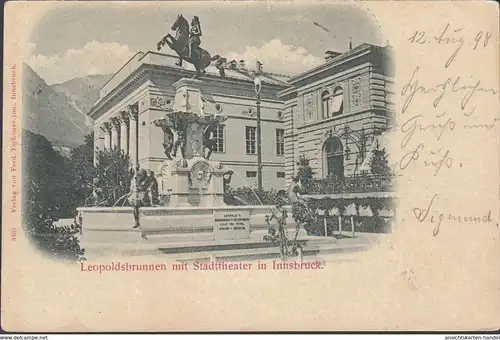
[51, 74, 111, 115]
[22, 64, 109, 149]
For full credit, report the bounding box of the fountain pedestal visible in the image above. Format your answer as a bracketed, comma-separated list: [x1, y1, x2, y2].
[159, 157, 227, 207]
[154, 78, 230, 208]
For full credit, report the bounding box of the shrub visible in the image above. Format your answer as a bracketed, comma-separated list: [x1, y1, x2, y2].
[92, 147, 133, 207]
[225, 186, 287, 206]
[70, 132, 95, 207]
[370, 148, 392, 176]
[23, 175, 85, 262]
[293, 155, 315, 193]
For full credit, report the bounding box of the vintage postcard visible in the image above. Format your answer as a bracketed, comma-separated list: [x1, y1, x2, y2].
[2, 0, 499, 332]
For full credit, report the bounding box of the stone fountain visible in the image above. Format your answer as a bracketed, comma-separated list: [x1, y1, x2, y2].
[77, 78, 305, 259]
[152, 78, 229, 208]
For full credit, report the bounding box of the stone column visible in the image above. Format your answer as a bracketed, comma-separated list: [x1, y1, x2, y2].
[119, 111, 129, 155]
[128, 104, 139, 168]
[93, 125, 105, 166]
[93, 126, 103, 150]
[111, 117, 121, 150]
[102, 122, 112, 150]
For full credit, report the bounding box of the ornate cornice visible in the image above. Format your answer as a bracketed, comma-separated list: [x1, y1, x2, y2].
[89, 67, 149, 119]
[89, 62, 287, 120]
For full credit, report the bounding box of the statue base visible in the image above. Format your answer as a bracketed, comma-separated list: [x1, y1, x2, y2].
[157, 156, 229, 208]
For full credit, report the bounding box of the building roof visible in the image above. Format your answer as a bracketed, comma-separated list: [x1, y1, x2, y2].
[288, 43, 388, 84]
[96, 51, 291, 106]
[277, 43, 393, 99]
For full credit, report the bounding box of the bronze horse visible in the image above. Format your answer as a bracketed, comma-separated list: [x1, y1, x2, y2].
[157, 14, 214, 78]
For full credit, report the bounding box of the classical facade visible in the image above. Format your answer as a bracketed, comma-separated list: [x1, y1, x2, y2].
[277, 43, 395, 185]
[88, 52, 289, 189]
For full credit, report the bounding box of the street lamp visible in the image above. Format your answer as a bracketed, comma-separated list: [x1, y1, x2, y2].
[253, 69, 263, 192]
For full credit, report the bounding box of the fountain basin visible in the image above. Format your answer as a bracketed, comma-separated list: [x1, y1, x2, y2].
[77, 205, 305, 244]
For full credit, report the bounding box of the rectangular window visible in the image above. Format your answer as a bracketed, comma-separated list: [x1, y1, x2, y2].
[276, 129, 284, 156]
[211, 125, 225, 153]
[245, 126, 256, 154]
[277, 172, 285, 178]
[246, 171, 257, 178]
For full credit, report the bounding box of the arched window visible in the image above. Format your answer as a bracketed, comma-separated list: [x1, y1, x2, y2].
[323, 137, 344, 179]
[321, 90, 331, 119]
[330, 87, 344, 116]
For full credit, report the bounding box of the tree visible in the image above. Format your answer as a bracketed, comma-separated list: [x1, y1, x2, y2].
[22, 130, 79, 219]
[24, 181, 85, 262]
[264, 193, 304, 261]
[21, 130, 85, 262]
[92, 147, 132, 207]
[70, 132, 95, 207]
[293, 155, 315, 193]
[370, 148, 392, 176]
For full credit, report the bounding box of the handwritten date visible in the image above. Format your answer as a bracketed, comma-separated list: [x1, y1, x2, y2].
[409, 23, 492, 68]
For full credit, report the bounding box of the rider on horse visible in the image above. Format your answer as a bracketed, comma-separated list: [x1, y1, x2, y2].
[158, 14, 214, 77]
[189, 16, 202, 60]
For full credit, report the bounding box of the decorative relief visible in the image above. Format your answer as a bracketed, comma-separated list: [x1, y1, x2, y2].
[292, 105, 302, 125]
[350, 77, 362, 108]
[189, 161, 213, 189]
[150, 95, 174, 111]
[303, 92, 316, 121]
[242, 107, 256, 117]
[296, 98, 303, 119]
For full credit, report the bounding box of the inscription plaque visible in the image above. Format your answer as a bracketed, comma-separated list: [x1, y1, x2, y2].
[213, 209, 250, 240]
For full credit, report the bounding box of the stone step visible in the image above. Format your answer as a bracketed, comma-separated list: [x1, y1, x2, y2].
[82, 237, 370, 261]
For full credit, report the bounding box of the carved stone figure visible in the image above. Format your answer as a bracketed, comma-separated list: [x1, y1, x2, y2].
[212, 55, 227, 77]
[202, 123, 218, 160]
[223, 170, 234, 192]
[153, 119, 176, 160]
[129, 167, 149, 228]
[144, 169, 159, 206]
[172, 125, 186, 159]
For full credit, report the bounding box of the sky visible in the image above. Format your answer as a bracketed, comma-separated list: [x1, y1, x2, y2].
[24, 2, 385, 85]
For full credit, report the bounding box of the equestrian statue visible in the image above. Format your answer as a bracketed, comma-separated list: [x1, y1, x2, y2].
[157, 14, 218, 78]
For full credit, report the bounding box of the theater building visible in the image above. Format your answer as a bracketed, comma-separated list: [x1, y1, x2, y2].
[88, 51, 289, 189]
[277, 43, 395, 185]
